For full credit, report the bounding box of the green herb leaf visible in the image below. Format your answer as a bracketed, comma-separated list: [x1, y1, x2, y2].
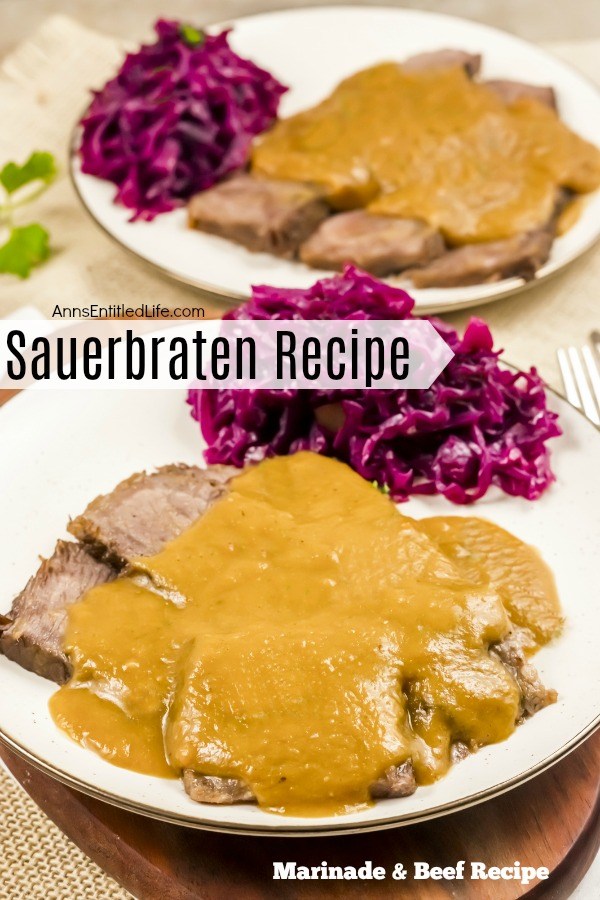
[179, 24, 205, 48]
[0, 224, 50, 278]
[0, 151, 57, 195]
[371, 479, 390, 495]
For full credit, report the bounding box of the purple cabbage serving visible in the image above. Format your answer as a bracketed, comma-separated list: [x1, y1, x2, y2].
[79, 20, 287, 220]
[188, 267, 561, 504]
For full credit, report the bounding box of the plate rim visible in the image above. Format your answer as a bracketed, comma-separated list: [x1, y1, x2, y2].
[2, 718, 600, 836]
[1, 380, 599, 836]
[67, 3, 600, 315]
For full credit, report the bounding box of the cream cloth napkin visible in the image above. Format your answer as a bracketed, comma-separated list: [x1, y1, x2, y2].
[1, 14, 599, 390]
[0, 16, 201, 320]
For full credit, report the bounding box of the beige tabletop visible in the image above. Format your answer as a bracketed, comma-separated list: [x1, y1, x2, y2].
[1, 0, 600, 57]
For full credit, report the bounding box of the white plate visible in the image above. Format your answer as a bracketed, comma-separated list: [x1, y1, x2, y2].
[70, 5, 600, 315]
[0, 385, 599, 835]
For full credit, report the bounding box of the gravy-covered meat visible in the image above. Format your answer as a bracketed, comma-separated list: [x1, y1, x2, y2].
[253, 62, 600, 244]
[1, 465, 237, 685]
[183, 771, 256, 804]
[69, 464, 236, 565]
[51, 454, 560, 815]
[184, 761, 418, 806]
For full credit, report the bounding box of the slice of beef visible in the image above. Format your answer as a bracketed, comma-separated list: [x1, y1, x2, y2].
[450, 741, 472, 763]
[188, 174, 329, 258]
[493, 628, 557, 720]
[68, 464, 237, 566]
[183, 771, 255, 804]
[484, 79, 557, 110]
[2, 464, 237, 683]
[299, 210, 445, 276]
[0, 541, 114, 684]
[181, 626, 555, 808]
[370, 761, 417, 799]
[183, 761, 417, 806]
[403, 49, 482, 78]
[406, 229, 553, 287]
[550, 187, 575, 233]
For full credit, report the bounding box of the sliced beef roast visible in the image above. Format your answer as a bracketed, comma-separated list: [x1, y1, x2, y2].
[188, 173, 329, 258]
[184, 761, 417, 805]
[0, 541, 114, 684]
[493, 628, 557, 719]
[299, 210, 445, 276]
[2, 465, 236, 683]
[370, 761, 417, 799]
[406, 229, 553, 287]
[2, 462, 556, 807]
[403, 49, 482, 77]
[484, 79, 557, 110]
[68, 464, 237, 566]
[183, 771, 256, 805]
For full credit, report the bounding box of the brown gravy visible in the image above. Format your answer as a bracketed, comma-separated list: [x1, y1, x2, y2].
[50, 452, 561, 815]
[251, 63, 600, 245]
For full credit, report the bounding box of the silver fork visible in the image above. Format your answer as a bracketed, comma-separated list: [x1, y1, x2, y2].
[556, 332, 600, 426]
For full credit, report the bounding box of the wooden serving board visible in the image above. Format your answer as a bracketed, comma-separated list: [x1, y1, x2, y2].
[2, 732, 600, 900]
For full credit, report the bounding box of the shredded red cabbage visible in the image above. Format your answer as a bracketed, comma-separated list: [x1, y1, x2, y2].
[79, 20, 287, 220]
[188, 267, 561, 504]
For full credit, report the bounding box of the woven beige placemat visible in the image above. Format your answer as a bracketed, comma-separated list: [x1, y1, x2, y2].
[0, 763, 132, 899]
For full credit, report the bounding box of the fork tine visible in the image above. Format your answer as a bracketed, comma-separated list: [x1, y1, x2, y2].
[589, 332, 600, 377]
[568, 346, 600, 426]
[557, 347, 582, 410]
[582, 346, 600, 416]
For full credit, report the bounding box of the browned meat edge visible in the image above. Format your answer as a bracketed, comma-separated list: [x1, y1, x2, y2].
[405, 229, 553, 288]
[183, 772, 256, 804]
[188, 173, 329, 258]
[0, 541, 115, 684]
[403, 49, 482, 77]
[299, 211, 446, 276]
[68, 463, 237, 566]
[493, 628, 557, 719]
[484, 79, 557, 111]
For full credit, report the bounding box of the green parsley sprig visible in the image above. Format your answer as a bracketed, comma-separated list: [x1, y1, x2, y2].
[0, 151, 57, 278]
[179, 23, 205, 47]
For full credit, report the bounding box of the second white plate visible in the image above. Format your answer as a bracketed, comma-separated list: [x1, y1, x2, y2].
[70, 5, 600, 314]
